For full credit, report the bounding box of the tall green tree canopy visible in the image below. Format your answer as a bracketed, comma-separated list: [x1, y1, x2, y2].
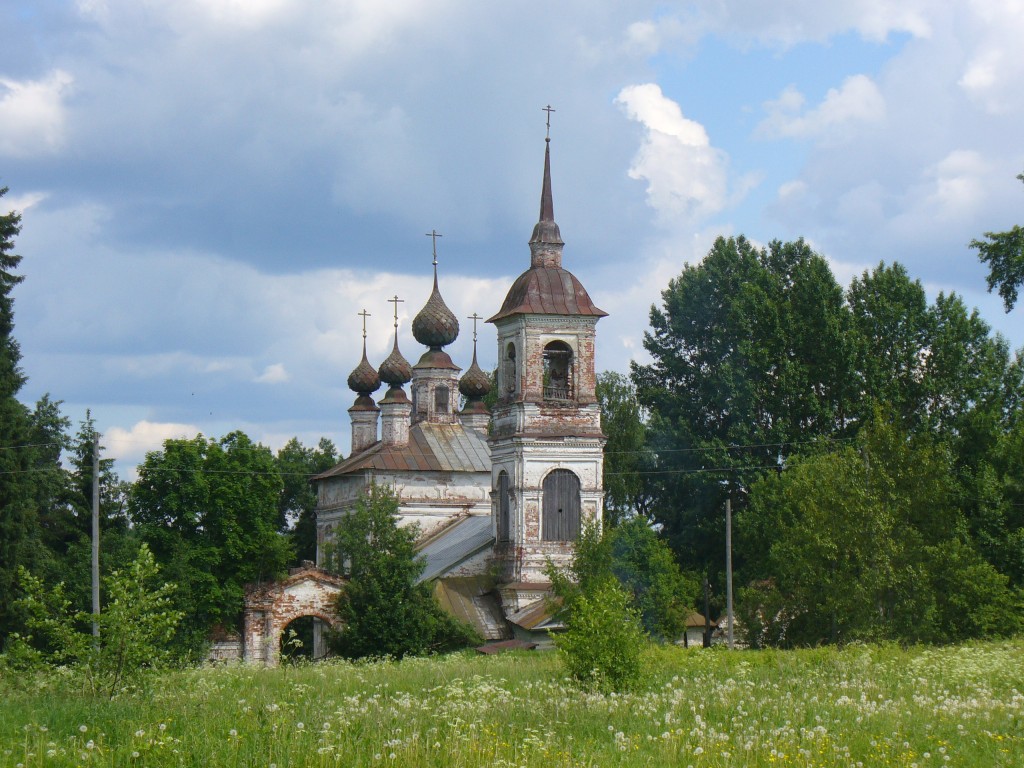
[631, 236, 853, 573]
[971, 171, 1024, 312]
[0, 186, 34, 640]
[275, 436, 338, 563]
[738, 418, 1022, 647]
[0, 189, 67, 643]
[129, 431, 292, 648]
[596, 371, 652, 525]
[326, 484, 477, 659]
[632, 235, 1022, 597]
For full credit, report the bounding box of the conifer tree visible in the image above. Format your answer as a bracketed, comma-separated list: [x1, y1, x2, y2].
[0, 187, 37, 640]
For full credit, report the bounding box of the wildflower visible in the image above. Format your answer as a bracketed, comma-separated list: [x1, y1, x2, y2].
[79, 725, 88, 733]
[694, 747, 704, 755]
[135, 730, 145, 738]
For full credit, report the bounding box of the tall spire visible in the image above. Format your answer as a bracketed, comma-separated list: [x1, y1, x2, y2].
[530, 105, 564, 266]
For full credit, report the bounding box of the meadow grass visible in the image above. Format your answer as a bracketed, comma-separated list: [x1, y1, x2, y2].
[1, 639, 1022, 767]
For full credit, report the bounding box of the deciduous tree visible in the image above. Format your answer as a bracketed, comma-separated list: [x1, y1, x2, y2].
[326, 484, 477, 659]
[971, 171, 1024, 312]
[129, 431, 292, 649]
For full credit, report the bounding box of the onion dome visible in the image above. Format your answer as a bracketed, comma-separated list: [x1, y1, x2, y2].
[459, 350, 491, 400]
[379, 338, 413, 386]
[347, 346, 380, 396]
[412, 273, 459, 348]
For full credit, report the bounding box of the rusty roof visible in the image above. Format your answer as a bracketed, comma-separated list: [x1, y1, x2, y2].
[314, 421, 490, 479]
[487, 266, 608, 323]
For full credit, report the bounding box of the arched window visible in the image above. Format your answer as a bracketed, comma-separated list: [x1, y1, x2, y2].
[434, 385, 449, 414]
[542, 469, 581, 541]
[497, 470, 511, 543]
[504, 342, 517, 395]
[543, 341, 574, 402]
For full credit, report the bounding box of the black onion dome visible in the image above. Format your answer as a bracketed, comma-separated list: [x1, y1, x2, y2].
[412, 276, 459, 348]
[379, 339, 413, 386]
[459, 351, 491, 398]
[347, 348, 381, 395]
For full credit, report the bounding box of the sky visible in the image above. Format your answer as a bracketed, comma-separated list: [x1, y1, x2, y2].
[2, 0, 1022, 477]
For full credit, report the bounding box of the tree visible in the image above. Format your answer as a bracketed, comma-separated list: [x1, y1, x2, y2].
[12, 544, 182, 697]
[596, 371, 653, 525]
[129, 431, 292, 649]
[50, 412, 139, 613]
[633, 236, 1023, 603]
[0, 187, 42, 642]
[609, 517, 698, 641]
[738, 417, 1022, 646]
[971, 171, 1024, 312]
[326, 484, 477, 659]
[548, 522, 647, 693]
[275, 437, 338, 563]
[631, 236, 853, 576]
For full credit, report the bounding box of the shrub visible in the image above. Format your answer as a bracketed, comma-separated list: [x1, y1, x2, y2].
[554, 575, 647, 693]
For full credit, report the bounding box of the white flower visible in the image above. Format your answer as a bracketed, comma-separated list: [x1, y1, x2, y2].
[79, 725, 88, 733]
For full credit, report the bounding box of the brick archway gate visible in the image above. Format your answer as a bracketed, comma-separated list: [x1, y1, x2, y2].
[243, 563, 346, 666]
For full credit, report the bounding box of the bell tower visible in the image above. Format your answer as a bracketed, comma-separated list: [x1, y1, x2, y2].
[487, 119, 607, 613]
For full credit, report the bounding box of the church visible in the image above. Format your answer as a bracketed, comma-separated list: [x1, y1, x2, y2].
[312, 130, 608, 643]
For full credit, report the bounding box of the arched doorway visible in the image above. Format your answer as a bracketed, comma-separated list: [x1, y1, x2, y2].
[278, 614, 333, 663]
[243, 563, 345, 666]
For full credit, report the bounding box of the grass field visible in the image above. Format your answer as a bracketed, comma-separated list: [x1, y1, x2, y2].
[1, 640, 1022, 767]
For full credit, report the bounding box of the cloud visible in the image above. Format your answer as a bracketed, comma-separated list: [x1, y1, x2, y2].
[615, 83, 731, 226]
[0, 70, 73, 157]
[757, 75, 886, 141]
[255, 363, 289, 384]
[957, 0, 1024, 115]
[104, 419, 202, 472]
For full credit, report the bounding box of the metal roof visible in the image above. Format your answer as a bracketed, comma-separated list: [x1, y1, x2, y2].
[432, 576, 511, 641]
[416, 514, 494, 583]
[487, 266, 608, 322]
[314, 422, 490, 479]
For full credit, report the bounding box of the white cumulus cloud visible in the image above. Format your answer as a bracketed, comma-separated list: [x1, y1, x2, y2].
[615, 83, 731, 226]
[105, 420, 202, 472]
[0, 70, 73, 157]
[757, 75, 886, 141]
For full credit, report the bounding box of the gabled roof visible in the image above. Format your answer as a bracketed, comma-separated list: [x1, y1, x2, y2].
[314, 421, 490, 479]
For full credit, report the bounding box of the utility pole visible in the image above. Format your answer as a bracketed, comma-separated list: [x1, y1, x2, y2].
[703, 577, 711, 648]
[726, 496, 734, 649]
[92, 432, 100, 638]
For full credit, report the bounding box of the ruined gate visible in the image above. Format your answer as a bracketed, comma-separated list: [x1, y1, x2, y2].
[242, 563, 345, 666]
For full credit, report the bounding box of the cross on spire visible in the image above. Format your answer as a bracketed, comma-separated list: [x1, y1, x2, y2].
[387, 295, 404, 333]
[358, 308, 371, 340]
[425, 229, 443, 267]
[542, 104, 555, 141]
[467, 312, 482, 344]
